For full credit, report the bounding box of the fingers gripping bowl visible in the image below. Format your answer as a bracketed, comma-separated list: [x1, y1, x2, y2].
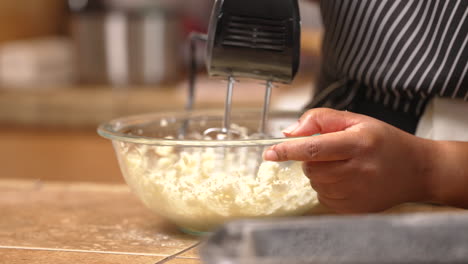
[98, 110, 319, 234]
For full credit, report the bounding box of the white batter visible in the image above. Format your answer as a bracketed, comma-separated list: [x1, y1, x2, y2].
[116, 138, 318, 232]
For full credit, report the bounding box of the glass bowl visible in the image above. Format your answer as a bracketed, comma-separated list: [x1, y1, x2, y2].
[98, 109, 318, 234]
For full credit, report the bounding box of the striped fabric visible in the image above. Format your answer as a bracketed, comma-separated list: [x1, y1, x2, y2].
[309, 0, 468, 116]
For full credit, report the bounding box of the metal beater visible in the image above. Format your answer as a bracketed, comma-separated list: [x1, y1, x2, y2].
[186, 0, 301, 139]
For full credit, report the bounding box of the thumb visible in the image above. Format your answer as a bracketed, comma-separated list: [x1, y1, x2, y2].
[282, 108, 363, 137]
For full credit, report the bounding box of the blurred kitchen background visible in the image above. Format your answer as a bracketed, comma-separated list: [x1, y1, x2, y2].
[0, 0, 322, 183]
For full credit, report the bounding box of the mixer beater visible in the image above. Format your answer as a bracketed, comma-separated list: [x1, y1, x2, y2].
[187, 0, 301, 140]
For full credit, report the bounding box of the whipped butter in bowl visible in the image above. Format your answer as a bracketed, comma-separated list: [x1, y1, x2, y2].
[98, 110, 319, 234]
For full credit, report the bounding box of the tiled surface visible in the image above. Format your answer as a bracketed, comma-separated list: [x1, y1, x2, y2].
[1, 179, 464, 263]
[0, 249, 201, 264]
[164, 258, 201, 264]
[0, 249, 164, 264]
[0, 180, 200, 263]
[0, 249, 202, 264]
[178, 247, 201, 259]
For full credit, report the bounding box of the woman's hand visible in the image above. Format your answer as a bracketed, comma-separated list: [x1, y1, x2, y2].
[263, 108, 437, 213]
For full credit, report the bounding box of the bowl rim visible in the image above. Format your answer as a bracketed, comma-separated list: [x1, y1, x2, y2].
[97, 109, 311, 147]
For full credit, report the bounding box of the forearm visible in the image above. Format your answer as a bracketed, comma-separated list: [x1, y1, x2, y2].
[427, 141, 468, 208]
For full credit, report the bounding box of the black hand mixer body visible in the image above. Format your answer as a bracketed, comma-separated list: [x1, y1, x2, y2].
[206, 0, 301, 84]
[186, 0, 301, 139]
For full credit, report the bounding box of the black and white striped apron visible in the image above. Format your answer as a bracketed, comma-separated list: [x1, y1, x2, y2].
[306, 0, 468, 133]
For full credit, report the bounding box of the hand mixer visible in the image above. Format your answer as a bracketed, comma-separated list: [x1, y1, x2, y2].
[187, 0, 301, 139]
